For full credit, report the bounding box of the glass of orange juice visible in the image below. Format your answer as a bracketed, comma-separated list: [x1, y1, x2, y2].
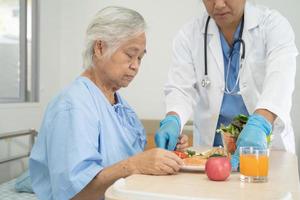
[239, 146, 269, 183]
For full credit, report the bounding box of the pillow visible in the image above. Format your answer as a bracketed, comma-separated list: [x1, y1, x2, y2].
[14, 170, 34, 193]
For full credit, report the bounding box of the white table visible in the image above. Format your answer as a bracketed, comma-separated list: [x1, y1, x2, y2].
[105, 149, 300, 200]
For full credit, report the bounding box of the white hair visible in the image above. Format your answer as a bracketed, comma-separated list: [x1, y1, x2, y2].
[82, 6, 146, 69]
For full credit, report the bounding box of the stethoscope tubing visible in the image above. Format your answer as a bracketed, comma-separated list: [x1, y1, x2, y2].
[203, 14, 246, 93]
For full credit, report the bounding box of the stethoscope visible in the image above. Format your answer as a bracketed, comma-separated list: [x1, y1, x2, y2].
[201, 15, 246, 95]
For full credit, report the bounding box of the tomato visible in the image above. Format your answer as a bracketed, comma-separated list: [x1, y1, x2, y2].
[173, 151, 188, 159]
[205, 156, 231, 181]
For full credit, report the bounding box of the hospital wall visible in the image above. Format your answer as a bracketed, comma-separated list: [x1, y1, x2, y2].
[0, 0, 300, 180]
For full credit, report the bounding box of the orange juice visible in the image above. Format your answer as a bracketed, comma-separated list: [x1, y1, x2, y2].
[240, 154, 269, 177]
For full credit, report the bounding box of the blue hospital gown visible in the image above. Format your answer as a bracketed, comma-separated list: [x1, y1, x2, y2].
[29, 76, 146, 200]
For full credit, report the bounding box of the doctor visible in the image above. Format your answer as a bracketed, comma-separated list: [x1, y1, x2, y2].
[155, 0, 298, 169]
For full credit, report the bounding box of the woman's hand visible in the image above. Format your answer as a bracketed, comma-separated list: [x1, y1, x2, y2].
[72, 148, 184, 200]
[128, 148, 184, 175]
[176, 134, 189, 151]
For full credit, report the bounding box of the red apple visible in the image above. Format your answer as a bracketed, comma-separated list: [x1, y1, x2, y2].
[205, 156, 231, 181]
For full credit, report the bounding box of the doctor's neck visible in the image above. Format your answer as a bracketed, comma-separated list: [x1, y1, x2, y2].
[217, 13, 244, 46]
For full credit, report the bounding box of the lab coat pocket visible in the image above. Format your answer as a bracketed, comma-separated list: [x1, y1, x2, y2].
[248, 60, 266, 92]
[195, 80, 209, 107]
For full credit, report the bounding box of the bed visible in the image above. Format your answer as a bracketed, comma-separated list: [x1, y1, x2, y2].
[0, 129, 38, 200]
[0, 178, 37, 200]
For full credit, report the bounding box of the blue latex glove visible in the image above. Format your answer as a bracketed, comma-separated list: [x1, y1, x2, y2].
[231, 114, 272, 171]
[155, 115, 181, 150]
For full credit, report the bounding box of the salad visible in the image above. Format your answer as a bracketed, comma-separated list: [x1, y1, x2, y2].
[217, 114, 248, 138]
[217, 114, 248, 154]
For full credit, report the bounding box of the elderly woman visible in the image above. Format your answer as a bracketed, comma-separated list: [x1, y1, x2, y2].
[29, 6, 188, 200]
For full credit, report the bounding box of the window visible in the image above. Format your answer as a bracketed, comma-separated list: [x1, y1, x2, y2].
[0, 0, 38, 103]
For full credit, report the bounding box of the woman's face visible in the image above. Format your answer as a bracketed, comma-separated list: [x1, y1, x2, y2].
[94, 33, 146, 90]
[202, 0, 246, 29]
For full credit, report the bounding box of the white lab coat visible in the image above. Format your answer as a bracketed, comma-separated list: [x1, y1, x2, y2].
[164, 2, 298, 153]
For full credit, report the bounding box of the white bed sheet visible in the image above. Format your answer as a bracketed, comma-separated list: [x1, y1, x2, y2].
[0, 178, 37, 200]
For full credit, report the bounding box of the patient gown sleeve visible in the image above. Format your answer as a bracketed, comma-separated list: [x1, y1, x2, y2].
[46, 108, 103, 199]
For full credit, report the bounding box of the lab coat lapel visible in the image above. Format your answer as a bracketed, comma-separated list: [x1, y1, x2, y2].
[239, 2, 260, 113]
[243, 2, 259, 62]
[240, 2, 259, 85]
[207, 20, 224, 80]
[241, 29, 254, 66]
[239, 25, 254, 107]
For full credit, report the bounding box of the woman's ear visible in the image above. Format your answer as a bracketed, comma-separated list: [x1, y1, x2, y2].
[93, 40, 107, 58]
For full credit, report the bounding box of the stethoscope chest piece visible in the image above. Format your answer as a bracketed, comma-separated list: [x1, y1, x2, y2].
[201, 75, 211, 88]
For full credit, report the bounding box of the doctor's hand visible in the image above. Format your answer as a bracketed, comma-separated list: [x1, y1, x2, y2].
[155, 115, 181, 151]
[230, 114, 272, 171]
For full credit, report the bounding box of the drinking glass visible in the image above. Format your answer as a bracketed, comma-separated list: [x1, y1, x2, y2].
[239, 146, 269, 183]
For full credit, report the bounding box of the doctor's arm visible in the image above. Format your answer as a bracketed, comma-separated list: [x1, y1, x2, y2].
[254, 109, 276, 124]
[244, 12, 297, 142]
[231, 12, 298, 170]
[254, 11, 297, 125]
[155, 27, 198, 150]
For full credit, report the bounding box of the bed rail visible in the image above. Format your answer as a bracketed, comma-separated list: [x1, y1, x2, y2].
[0, 129, 37, 164]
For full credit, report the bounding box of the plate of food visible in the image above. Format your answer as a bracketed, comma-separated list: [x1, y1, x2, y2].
[174, 147, 228, 172]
